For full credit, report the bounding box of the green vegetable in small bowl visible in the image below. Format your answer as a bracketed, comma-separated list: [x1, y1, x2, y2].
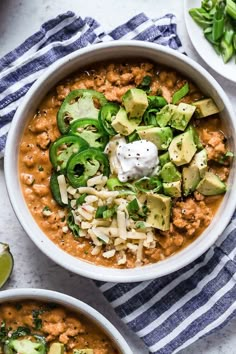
[189, 0, 236, 63]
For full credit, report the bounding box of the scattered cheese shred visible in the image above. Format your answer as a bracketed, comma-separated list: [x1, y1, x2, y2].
[103, 249, 116, 258]
[57, 175, 68, 205]
[117, 211, 127, 240]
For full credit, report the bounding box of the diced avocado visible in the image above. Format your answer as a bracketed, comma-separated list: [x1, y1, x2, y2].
[190, 149, 208, 177]
[7, 339, 44, 354]
[48, 343, 64, 354]
[168, 130, 197, 166]
[182, 166, 200, 196]
[146, 193, 171, 231]
[196, 172, 226, 196]
[163, 181, 182, 198]
[160, 162, 181, 182]
[159, 152, 170, 167]
[170, 103, 196, 131]
[137, 127, 173, 150]
[193, 98, 220, 118]
[73, 350, 93, 354]
[122, 88, 148, 119]
[156, 104, 177, 127]
[186, 125, 203, 150]
[111, 107, 141, 136]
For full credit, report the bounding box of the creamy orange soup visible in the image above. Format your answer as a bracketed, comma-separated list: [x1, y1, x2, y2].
[0, 300, 119, 354]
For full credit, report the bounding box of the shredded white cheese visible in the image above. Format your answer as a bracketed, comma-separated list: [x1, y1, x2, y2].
[57, 175, 68, 205]
[62, 226, 68, 233]
[117, 211, 127, 240]
[103, 249, 116, 258]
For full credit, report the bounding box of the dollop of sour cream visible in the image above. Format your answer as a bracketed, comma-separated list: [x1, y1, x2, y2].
[115, 139, 159, 182]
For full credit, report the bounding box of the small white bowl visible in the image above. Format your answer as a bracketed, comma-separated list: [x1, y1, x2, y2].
[4, 41, 236, 282]
[0, 288, 132, 354]
[184, 0, 236, 83]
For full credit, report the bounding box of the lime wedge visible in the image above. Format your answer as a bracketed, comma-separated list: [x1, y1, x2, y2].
[0, 243, 14, 288]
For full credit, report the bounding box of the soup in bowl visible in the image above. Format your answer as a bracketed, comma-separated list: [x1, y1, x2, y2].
[0, 288, 131, 354]
[5, 42, 236, 282]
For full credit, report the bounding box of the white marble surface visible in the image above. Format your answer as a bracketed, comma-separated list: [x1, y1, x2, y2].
[0, 1, 236, 353]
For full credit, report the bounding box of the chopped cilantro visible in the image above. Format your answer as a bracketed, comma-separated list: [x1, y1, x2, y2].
[127, 198, 139, 214]
[0, 321, 7, 343]
[137, 75, 152, 92]
[11, 326, 31, 339]
[15, 303, 22, 311]
[32, 310, 44, 330]
[42, 206, 51, 212]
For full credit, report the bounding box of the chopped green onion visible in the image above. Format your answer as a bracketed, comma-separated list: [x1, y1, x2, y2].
[189, 8, 213, 29]
[204, 26, 213, 34]
[135, 176, 162, 193]
[106, 177, 136, 193]
[212, 1, 225, 41]
[218, 150, 234, 164]
[225, 151, 234, 157]
[127, 131, 140, 143]
[221, 25, 234, 63]
[172, 83, 189, 104]
[226, 0, 236, 19]
[201, 0, 217, 11]
[95, 205, 108, 218]
[103, 206, 117, 219]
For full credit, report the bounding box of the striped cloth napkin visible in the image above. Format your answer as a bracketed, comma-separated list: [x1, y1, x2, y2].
[1, 11, 236, 354]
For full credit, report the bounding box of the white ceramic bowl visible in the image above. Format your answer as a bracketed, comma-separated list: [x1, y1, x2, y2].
[0, 288, 132, 354]
[4, 41, 236, 282]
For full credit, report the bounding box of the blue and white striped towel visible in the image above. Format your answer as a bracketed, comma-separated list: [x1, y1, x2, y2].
[1, 11, 236, 354]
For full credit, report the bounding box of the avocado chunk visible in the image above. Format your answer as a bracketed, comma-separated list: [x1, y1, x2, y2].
[186, 125, 203, 150]
[111, 107, 141, 136]
[48, 343, 64, 354]
[160, 162, 181, 182]
[73, 350, 94, 354]
[137, 126, 173, 150]
[146, 193, 171, 231]
[156, 104, 177, 127]
[196, 172, 226, 195]
[193, 98, 220, 118]
[170, 103, 196, 131]
[159, 151, 170, 167]
[122, 88, 148, 119]
[163, 181, 182, 198]
[7, 339, 45, 354]
[190, 149, 208, 177]
[182, 166, 200, 196]
[168, 130, 197, 166]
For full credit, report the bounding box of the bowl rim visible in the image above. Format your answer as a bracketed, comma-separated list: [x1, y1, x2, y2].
[4, 40, 236, 282]
[0, 288, 132, 354]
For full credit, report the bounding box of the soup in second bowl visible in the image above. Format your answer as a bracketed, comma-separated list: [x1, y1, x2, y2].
[0, 300, 119, 354]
